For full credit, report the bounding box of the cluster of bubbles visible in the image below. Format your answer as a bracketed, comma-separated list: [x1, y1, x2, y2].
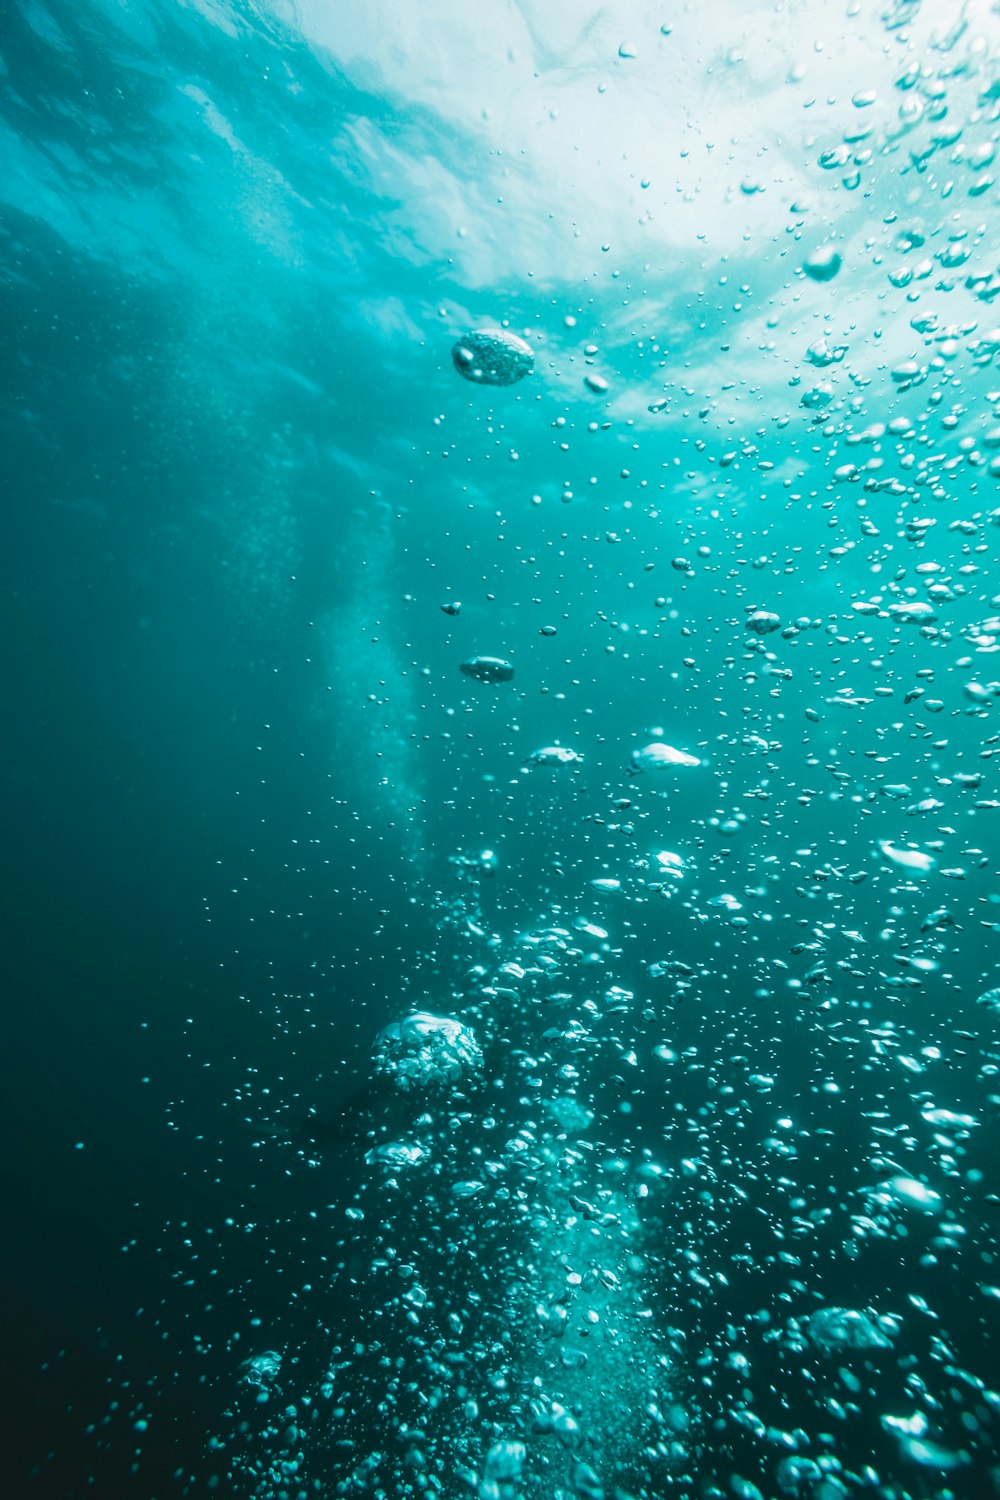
[222, 826, 1000, 1500]
[221, 908, 699, 1500]
[214, 15, 1000, 1500]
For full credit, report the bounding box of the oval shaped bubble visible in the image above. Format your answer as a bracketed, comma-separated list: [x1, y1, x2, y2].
[879, 840, 934, 873]
[899, 1437, 968, 1471]
[805, 1306, 893, 1354]
[921, 1107, 977, 1129]
[746, 609, 781, 635]
[631, 742, 701, 771]
[460, 655, 515, 683]
[882, 1175, 942, 1212]
[373, 1011, 482, 1092]
[803, 245, 842, 281]
[801, 382, 833, 409]
[525, 745, 584, 766]
[365, 1139, 431, 1170]
[451, 329, 533, 386]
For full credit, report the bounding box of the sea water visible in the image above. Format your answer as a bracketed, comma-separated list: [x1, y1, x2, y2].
[3, 2, 999, 1498]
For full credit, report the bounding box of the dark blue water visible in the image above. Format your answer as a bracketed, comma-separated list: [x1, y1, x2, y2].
[4, 2, 999, 1497]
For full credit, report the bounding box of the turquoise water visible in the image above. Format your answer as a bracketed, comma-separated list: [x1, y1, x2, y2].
[4, 2, 1000, 1496]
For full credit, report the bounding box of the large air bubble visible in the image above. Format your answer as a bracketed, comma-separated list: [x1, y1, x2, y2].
[804, 1306, 895, 1355]
[373, 1011, 482, 1091]
[452, 329, 533, 386]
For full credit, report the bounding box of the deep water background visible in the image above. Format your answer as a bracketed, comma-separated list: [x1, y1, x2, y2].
[3, 1, 999, 1496]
